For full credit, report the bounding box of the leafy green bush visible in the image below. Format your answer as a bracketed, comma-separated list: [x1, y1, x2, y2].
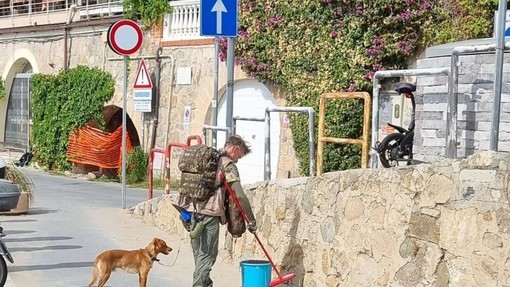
[0, 79, 5, 100]
[125, 146, 148, 184]
[423, 0, 498, 44]
[31, 66, 115, 170]
[224, 0, 497, 174]
[123, 0, 173, 30]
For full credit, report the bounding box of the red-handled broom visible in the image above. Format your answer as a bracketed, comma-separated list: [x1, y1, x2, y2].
[222, 174, 296, 286]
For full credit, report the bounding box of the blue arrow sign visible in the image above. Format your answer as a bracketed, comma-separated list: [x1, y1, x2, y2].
[200, 0, 238, 37]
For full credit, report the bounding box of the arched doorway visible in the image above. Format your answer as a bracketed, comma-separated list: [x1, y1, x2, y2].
[216, 80, 281, 184]
[4, 60, 32, 151]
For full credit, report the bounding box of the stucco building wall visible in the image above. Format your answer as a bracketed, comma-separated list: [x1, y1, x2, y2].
[0, 24, 300, 179]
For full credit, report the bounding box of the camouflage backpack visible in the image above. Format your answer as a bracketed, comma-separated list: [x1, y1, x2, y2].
[178, 145, 221, 202]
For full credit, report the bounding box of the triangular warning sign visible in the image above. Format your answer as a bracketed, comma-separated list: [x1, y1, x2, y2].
[134, 59, 153, 89]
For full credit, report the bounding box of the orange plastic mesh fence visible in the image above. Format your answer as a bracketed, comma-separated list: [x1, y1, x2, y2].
[66, 125, 133, 169]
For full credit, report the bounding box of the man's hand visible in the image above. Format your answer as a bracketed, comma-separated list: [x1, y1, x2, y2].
[247, 221, 257, 233]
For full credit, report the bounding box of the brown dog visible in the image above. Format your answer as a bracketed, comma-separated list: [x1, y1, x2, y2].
[88, 237, 172, 287]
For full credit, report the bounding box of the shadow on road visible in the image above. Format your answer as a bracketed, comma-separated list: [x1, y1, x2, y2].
[9, 261, 94, 272]
[26, 208, 59, 215]
[1, 219, 37, 223]
[3, 230, 36, 235]
[5, 236, 73, 243]
[10, 244, 82, 252]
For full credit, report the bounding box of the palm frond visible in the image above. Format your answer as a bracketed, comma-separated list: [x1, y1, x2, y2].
[5, 164, 35, 201]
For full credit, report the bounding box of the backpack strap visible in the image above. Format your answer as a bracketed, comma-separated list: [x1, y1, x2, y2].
[217, 154, 232, 183]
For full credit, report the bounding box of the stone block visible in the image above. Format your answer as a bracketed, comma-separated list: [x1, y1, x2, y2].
[320, 216, 336, 243]
[439, 208, 480, 256]
[370, 229, 398, 262]
[420, 129, 441, 138]
[423, 85, 448, 94]
[408, 213, 440, 244]
[482, 232, 503, 249]
[349, 254, 378, 286]
[465, 151, 500, 168]
[423, 103, 447, 114]
[421, 119, 446, 129]
[417, 76, 449, 86]
[472, 253, 498, 285]
[420, 207, 441, 218]
[344, 197, 364, 221]
[420, 173, 455, 208]
[422, 93, 447, 104]
[423, 137, 448, 147]
[496, 209, 510, 235]
[417, 57, 450, 69]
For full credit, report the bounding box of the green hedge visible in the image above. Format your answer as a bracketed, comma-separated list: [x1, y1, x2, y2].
[31, 66, 115, 170]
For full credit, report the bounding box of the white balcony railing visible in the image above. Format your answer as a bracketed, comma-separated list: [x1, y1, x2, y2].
[0, 0, 122, 28]
[164, 0, 210, 41]
[0, 0, 208, 42]
[78, 0, 123, 19]
[0, 0, 72, 19]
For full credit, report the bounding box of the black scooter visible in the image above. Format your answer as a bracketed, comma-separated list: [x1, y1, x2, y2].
[0, 225, 13, 286]
[375, 82, 416, 168]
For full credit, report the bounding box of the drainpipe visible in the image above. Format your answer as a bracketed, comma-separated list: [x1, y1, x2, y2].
[149, 47, 163, 150]
[63, 4, 78, 71]
[64, 27, 68, 71]
[445, 42, 510, 158]
[370, 68, 450, 168]
[163, 54, 176, 150]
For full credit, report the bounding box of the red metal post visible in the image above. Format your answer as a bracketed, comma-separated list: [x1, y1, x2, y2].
[165, 143, 189, 194]
[186, 135, 203, 146]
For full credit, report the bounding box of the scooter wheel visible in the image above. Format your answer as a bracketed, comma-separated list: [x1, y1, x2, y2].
[378, 133, 406, 168]
[0, 255, 7, 287]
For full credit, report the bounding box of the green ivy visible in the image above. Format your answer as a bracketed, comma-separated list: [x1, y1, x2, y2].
[423, 0, 498, 44]
[0, 79, 5, 100]
[223, 0, 497, 174]
[31, 66, 115, 171]
[123, 0, 173, 30]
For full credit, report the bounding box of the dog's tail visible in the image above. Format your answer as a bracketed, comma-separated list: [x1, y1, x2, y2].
[88, 264, 98, 287]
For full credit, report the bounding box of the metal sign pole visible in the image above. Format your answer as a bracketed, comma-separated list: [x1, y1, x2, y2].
[491, 0, 507, 150]
[212, 36, 219, 148]
[107, 19, 143, 209]
[121, 55, 128, 209]
[226, 37, 235, 137]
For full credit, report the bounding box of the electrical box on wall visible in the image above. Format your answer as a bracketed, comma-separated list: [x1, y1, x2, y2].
[378, 90, 404, 141]
[176, 67, 192, 85]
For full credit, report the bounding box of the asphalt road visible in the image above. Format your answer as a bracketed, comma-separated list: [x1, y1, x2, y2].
[0, 167, 242, 287]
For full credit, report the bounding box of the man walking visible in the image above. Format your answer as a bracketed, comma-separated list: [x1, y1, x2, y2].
[173, 135, 257, 287]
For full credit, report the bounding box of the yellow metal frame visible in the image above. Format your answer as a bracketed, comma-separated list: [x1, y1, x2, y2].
[317, 92, 372, 175]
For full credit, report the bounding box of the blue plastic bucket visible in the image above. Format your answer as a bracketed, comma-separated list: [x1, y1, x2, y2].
[240, 260, 272, 287]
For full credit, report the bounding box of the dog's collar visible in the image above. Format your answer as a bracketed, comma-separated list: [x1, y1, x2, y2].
[147, 250, 159, 262]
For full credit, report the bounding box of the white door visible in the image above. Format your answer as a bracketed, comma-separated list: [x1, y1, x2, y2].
[216, 80, 280, 184]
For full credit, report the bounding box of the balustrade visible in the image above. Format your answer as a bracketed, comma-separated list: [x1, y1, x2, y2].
[165, 0, 210, 41]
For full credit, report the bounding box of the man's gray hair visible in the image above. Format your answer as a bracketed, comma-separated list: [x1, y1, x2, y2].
[224, 135, 251, 155]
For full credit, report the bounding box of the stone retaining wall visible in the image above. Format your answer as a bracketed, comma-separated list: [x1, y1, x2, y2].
[131, 150, 510, 286]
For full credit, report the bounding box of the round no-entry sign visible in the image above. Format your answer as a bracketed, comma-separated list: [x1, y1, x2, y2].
[108, 20, 143, 56]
